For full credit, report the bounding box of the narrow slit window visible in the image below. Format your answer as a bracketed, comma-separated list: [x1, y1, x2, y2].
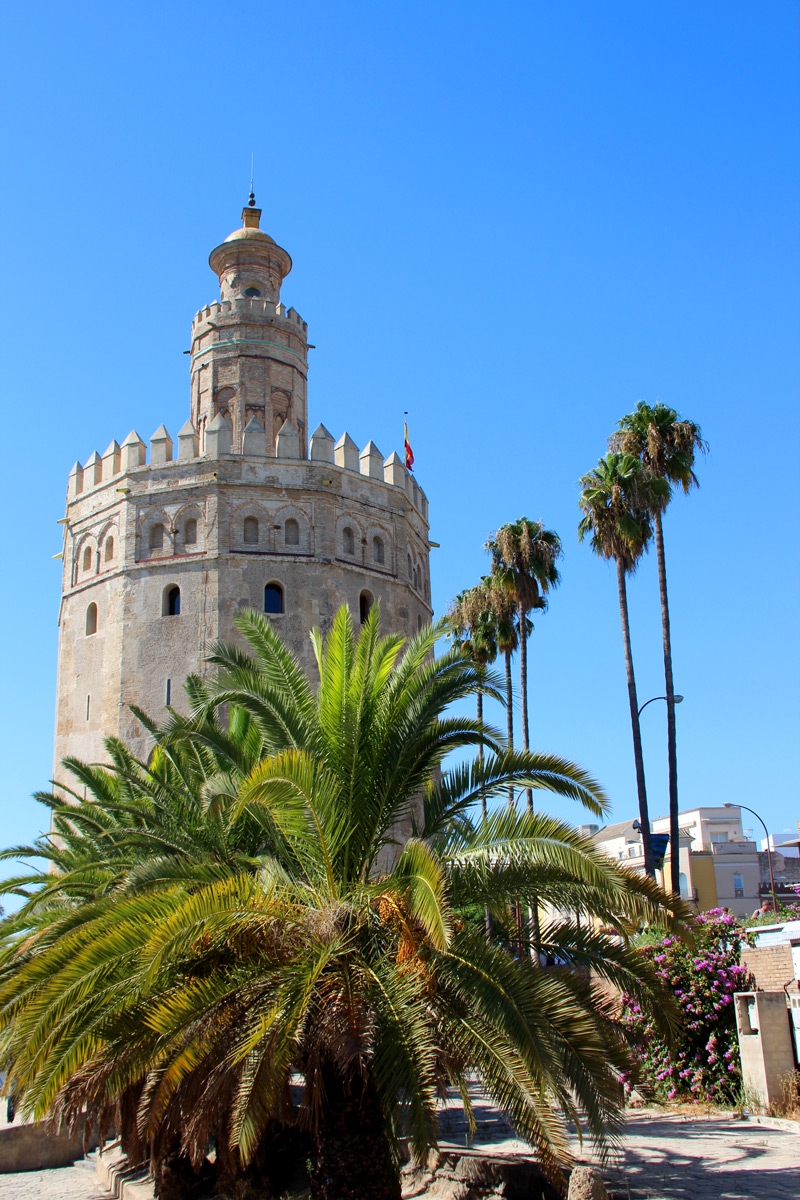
[164, 586, 181, 616]
[149, 523, 165, 551]
[342, 526, 355, 556]
[285, 518, 300, 546]
[86, 694, 91, 721]
[243, 516, 259, 545]
[373, 536, 385, 565]
[165, 679, 171, 706]
[85, 603, 98, 636]
[264, 583, 284, 614]
[104, 537, 114, 562]
[184, 518, 197, 546]
[83, 546, 92, 572]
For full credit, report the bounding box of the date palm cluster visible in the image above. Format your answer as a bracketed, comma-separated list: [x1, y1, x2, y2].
[0, 606, 687, 1199]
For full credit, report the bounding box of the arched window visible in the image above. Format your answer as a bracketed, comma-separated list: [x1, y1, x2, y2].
[183, 518, 197, 546]
[285, 518, 299, 546]
[407, 553, 412, 578]
[104, 537, 114, 562]
[680, 872, 689, 899]
[243, 516, 259, 545]
[85, 602, 97, 635]
[359, 590, 373, 624]
[83, 546, 92, 572]
[373, 536, 385, 565]
[264, 583, 284, 614]
[342, 526, 355, 556]
[149, 523, 165, 551]
[163, 586, 181, 616]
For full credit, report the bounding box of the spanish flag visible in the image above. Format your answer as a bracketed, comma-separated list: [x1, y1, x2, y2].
[404, 420, 414, 472]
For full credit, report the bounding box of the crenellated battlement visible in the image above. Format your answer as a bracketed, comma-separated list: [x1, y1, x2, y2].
[191, 298, 308, 333]
[67, 421, 428, 519]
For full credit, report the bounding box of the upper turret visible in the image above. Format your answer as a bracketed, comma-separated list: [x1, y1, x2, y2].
[190, 200, 309, 457]
[208, 202, 293, 305]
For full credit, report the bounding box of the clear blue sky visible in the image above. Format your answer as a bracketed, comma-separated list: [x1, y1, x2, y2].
[1, 1, 798, 872]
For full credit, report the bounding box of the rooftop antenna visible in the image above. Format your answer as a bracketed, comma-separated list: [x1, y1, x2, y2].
[248, 153, 256, 207]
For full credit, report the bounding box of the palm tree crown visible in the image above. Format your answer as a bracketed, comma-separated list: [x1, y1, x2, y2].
[613, 401, 707, 499]
[578, 453, 666, 570]
[486, 518, 561, 615]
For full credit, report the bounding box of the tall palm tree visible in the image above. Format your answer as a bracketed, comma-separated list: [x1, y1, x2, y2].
[578, 454, 669, 877]
[487, 519, 562, 812]
[0, 605, 687, 1200]
[614, 402, 707, 895]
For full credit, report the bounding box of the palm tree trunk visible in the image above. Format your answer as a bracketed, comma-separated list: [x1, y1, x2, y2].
[477, 690, 485, 818]
[516, 601, 541, 952]
[615, 558, 655, 876]
[477, 689, 492, 940]
[654, 510, 680, 895]
[503, 648, 522, 936]
[518, 599, 534, 814]
[504, 650, 514, 748]
[311, 1069, 401, 1200]
[504, 648, 514, 809]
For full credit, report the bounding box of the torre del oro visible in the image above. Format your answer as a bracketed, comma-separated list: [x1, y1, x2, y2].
[54, 200, 432, 769]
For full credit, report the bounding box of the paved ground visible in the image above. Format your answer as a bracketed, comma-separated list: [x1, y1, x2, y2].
[0, 1108, 797, 1197]
[0, 1154, 109, 1199]
[593, 1109, 800, 1200]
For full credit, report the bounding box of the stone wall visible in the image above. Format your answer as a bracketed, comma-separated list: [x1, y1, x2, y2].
[741, 943, 795, 992]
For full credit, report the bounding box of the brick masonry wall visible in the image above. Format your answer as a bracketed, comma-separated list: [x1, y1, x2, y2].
[741, 944, 795, 992]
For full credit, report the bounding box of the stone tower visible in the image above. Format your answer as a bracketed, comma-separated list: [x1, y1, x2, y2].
[54, 204, 432, 769]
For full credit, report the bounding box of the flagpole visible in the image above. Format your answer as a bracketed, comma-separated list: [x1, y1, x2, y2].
[403, 412, 414, 473]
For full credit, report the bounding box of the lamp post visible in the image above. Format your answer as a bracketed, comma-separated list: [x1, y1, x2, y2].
[724, 802, 778, 914]
[638, 695, 683, 894]
[638, 694, 684, 717]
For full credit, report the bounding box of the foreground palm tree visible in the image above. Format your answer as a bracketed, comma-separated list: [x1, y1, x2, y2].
[487, 519, 562, 812]
[0, 606, 685, 1199]
[614, 402, 707, 895]
[578, 454, 669, 877]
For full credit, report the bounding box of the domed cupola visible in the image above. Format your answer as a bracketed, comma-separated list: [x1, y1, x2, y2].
[208, 196, 293, 305]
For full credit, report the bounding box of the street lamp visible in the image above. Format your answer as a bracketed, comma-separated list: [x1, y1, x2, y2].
[638, 694, 684, 717]
[724, 802, 779, 914]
